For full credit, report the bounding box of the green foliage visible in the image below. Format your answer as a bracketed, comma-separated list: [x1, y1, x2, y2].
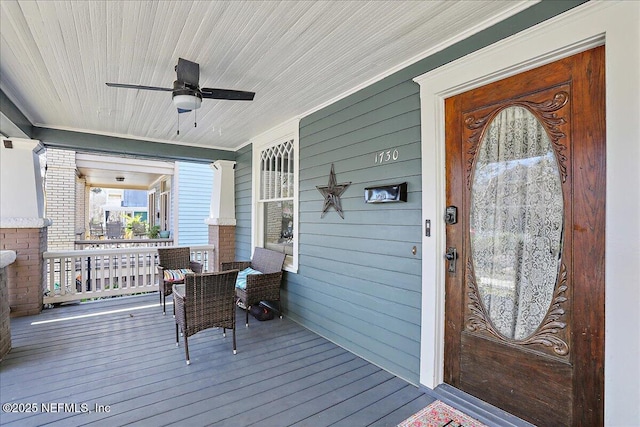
[124, 214, 147, 238]
[147, 225, 161, 239]
[124, 213, 143, 229]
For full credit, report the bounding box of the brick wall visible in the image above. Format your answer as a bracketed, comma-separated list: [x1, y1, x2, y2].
[208, 225, 236, 271]
[0, 227, 47, 317]
[75, 175, 87, 239]
[0, 264, 11, 360]
[45, 149, 76, 251]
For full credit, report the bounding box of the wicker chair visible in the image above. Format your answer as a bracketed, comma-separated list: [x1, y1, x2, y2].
[157, 247, 203, 315]
[131, 222, 146, 238]
[222, 247, 286, 327]
[89, 222, 104, 239]
[105, 221, 123, 239]
[173, 270, 239, 365]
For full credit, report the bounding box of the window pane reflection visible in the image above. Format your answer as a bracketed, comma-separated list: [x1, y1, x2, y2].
[263, 200, 293, 256]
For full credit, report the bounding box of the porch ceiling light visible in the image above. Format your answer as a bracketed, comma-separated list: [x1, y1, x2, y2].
[172, 93, 202, 111]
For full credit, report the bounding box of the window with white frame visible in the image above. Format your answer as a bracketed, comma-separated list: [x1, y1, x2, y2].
[253, 120, 299, 272]
[260, 140, 294, 255]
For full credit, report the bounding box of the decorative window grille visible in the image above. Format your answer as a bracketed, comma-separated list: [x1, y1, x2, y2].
[260, 140, 294, 201]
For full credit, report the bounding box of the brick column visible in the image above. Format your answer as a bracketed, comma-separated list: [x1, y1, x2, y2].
[0, 224, 48, 316]
[205, 160, 237, 271]
[208, 225, 236, 271]
[45, 148, 77, 251]
[75, 175, 87, 239]
[0, 251, 16, 360]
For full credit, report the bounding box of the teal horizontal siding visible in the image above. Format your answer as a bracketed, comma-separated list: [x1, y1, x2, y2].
[290, 57, 423, 383]
[234, 145, 253, 261]
[283, 272, 420, 383]
[177, 162, 213, 246]
[233, 0, 587, 386]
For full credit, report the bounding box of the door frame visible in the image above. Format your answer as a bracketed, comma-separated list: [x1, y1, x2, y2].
[414, 1, 639, 424]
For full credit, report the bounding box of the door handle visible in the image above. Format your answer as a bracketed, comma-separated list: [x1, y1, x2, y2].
[445, 247, 458, 273]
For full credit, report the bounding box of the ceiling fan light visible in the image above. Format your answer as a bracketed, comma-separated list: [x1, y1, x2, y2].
[173, 94, 202, 110]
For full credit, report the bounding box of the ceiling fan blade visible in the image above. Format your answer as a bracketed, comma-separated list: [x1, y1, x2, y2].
[176, 58, 199, 87]
[201, 88, 255, 101]
[106, 82, 172, 91]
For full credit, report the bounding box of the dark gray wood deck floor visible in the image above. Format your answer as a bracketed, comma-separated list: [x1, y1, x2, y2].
[0, 294, 434, 426]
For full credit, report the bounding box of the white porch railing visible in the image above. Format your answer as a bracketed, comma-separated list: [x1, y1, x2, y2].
[43, 245, 215, 304]
[73, 238, 174, 250]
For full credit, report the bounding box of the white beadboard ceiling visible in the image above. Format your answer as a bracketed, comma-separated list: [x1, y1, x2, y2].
[0, 0, 535, 152]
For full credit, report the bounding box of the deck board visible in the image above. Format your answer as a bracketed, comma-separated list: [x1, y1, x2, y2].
[0, 294, 433, 426]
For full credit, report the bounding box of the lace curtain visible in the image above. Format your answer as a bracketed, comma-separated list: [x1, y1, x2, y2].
[470, 106, 564, 340]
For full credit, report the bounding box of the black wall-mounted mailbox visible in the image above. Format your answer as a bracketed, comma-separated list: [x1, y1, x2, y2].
[364, 182, 408, 203]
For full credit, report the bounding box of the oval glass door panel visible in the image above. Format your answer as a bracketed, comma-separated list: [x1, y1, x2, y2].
[470, 106, 564, 340]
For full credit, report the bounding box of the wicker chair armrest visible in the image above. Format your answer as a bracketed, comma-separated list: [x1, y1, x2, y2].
[172, 283, 186, 325]
[189, 261, 203, 273]
[246, 271, 283, 290]
[236, 270, 283, 307]
[158, 263, 201, 276]
[172, 283, 186, 300]
[222, 261, 251, 271]
[157, 265, 175, 297]
[157, 265, 167, 284]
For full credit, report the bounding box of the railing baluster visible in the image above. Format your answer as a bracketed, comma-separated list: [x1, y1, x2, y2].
[43, 244, 214, 304]
[61, 257, 68, 296]
[97, 253, 103, 293]
[47, 258, 55, 296]
[60, 257, 65, 295]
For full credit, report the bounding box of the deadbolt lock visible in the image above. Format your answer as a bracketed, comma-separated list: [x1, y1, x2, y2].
[445, 206, 458, 225]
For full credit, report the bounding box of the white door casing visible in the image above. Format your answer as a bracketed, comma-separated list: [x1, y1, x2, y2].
[414, 2, 640, 425]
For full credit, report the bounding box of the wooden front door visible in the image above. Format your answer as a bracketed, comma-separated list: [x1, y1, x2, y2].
[444, 46, 605, 426]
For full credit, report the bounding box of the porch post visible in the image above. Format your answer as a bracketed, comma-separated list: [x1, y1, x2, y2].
[0, 251, 16, 359]
[0, 138, 51, 317]
[205, 160, 236, 271]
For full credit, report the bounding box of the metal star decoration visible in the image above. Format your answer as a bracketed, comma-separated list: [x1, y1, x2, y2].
[316, 164, 351, 219]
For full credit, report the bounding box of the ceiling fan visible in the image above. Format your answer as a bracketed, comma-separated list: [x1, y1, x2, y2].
[106, 58, 255, 133]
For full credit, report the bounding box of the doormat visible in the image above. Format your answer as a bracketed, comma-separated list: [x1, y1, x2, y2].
[398, 400, 488, 427]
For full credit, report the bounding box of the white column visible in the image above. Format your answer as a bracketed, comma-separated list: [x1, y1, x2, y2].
[205, 160, 236, 226]
[1, 138, 50, 316]
[0, 138, 50, 227]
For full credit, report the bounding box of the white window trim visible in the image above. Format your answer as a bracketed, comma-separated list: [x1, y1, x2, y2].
[251, 118, 300, 273]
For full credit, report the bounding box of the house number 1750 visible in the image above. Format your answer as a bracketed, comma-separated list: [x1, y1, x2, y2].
[374, 149, 399, 164]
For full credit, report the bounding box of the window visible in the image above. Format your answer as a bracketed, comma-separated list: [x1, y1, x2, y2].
[147, 190, 157, 227]
[253, 120, 299, 272]
[260, 140, 294, 255]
